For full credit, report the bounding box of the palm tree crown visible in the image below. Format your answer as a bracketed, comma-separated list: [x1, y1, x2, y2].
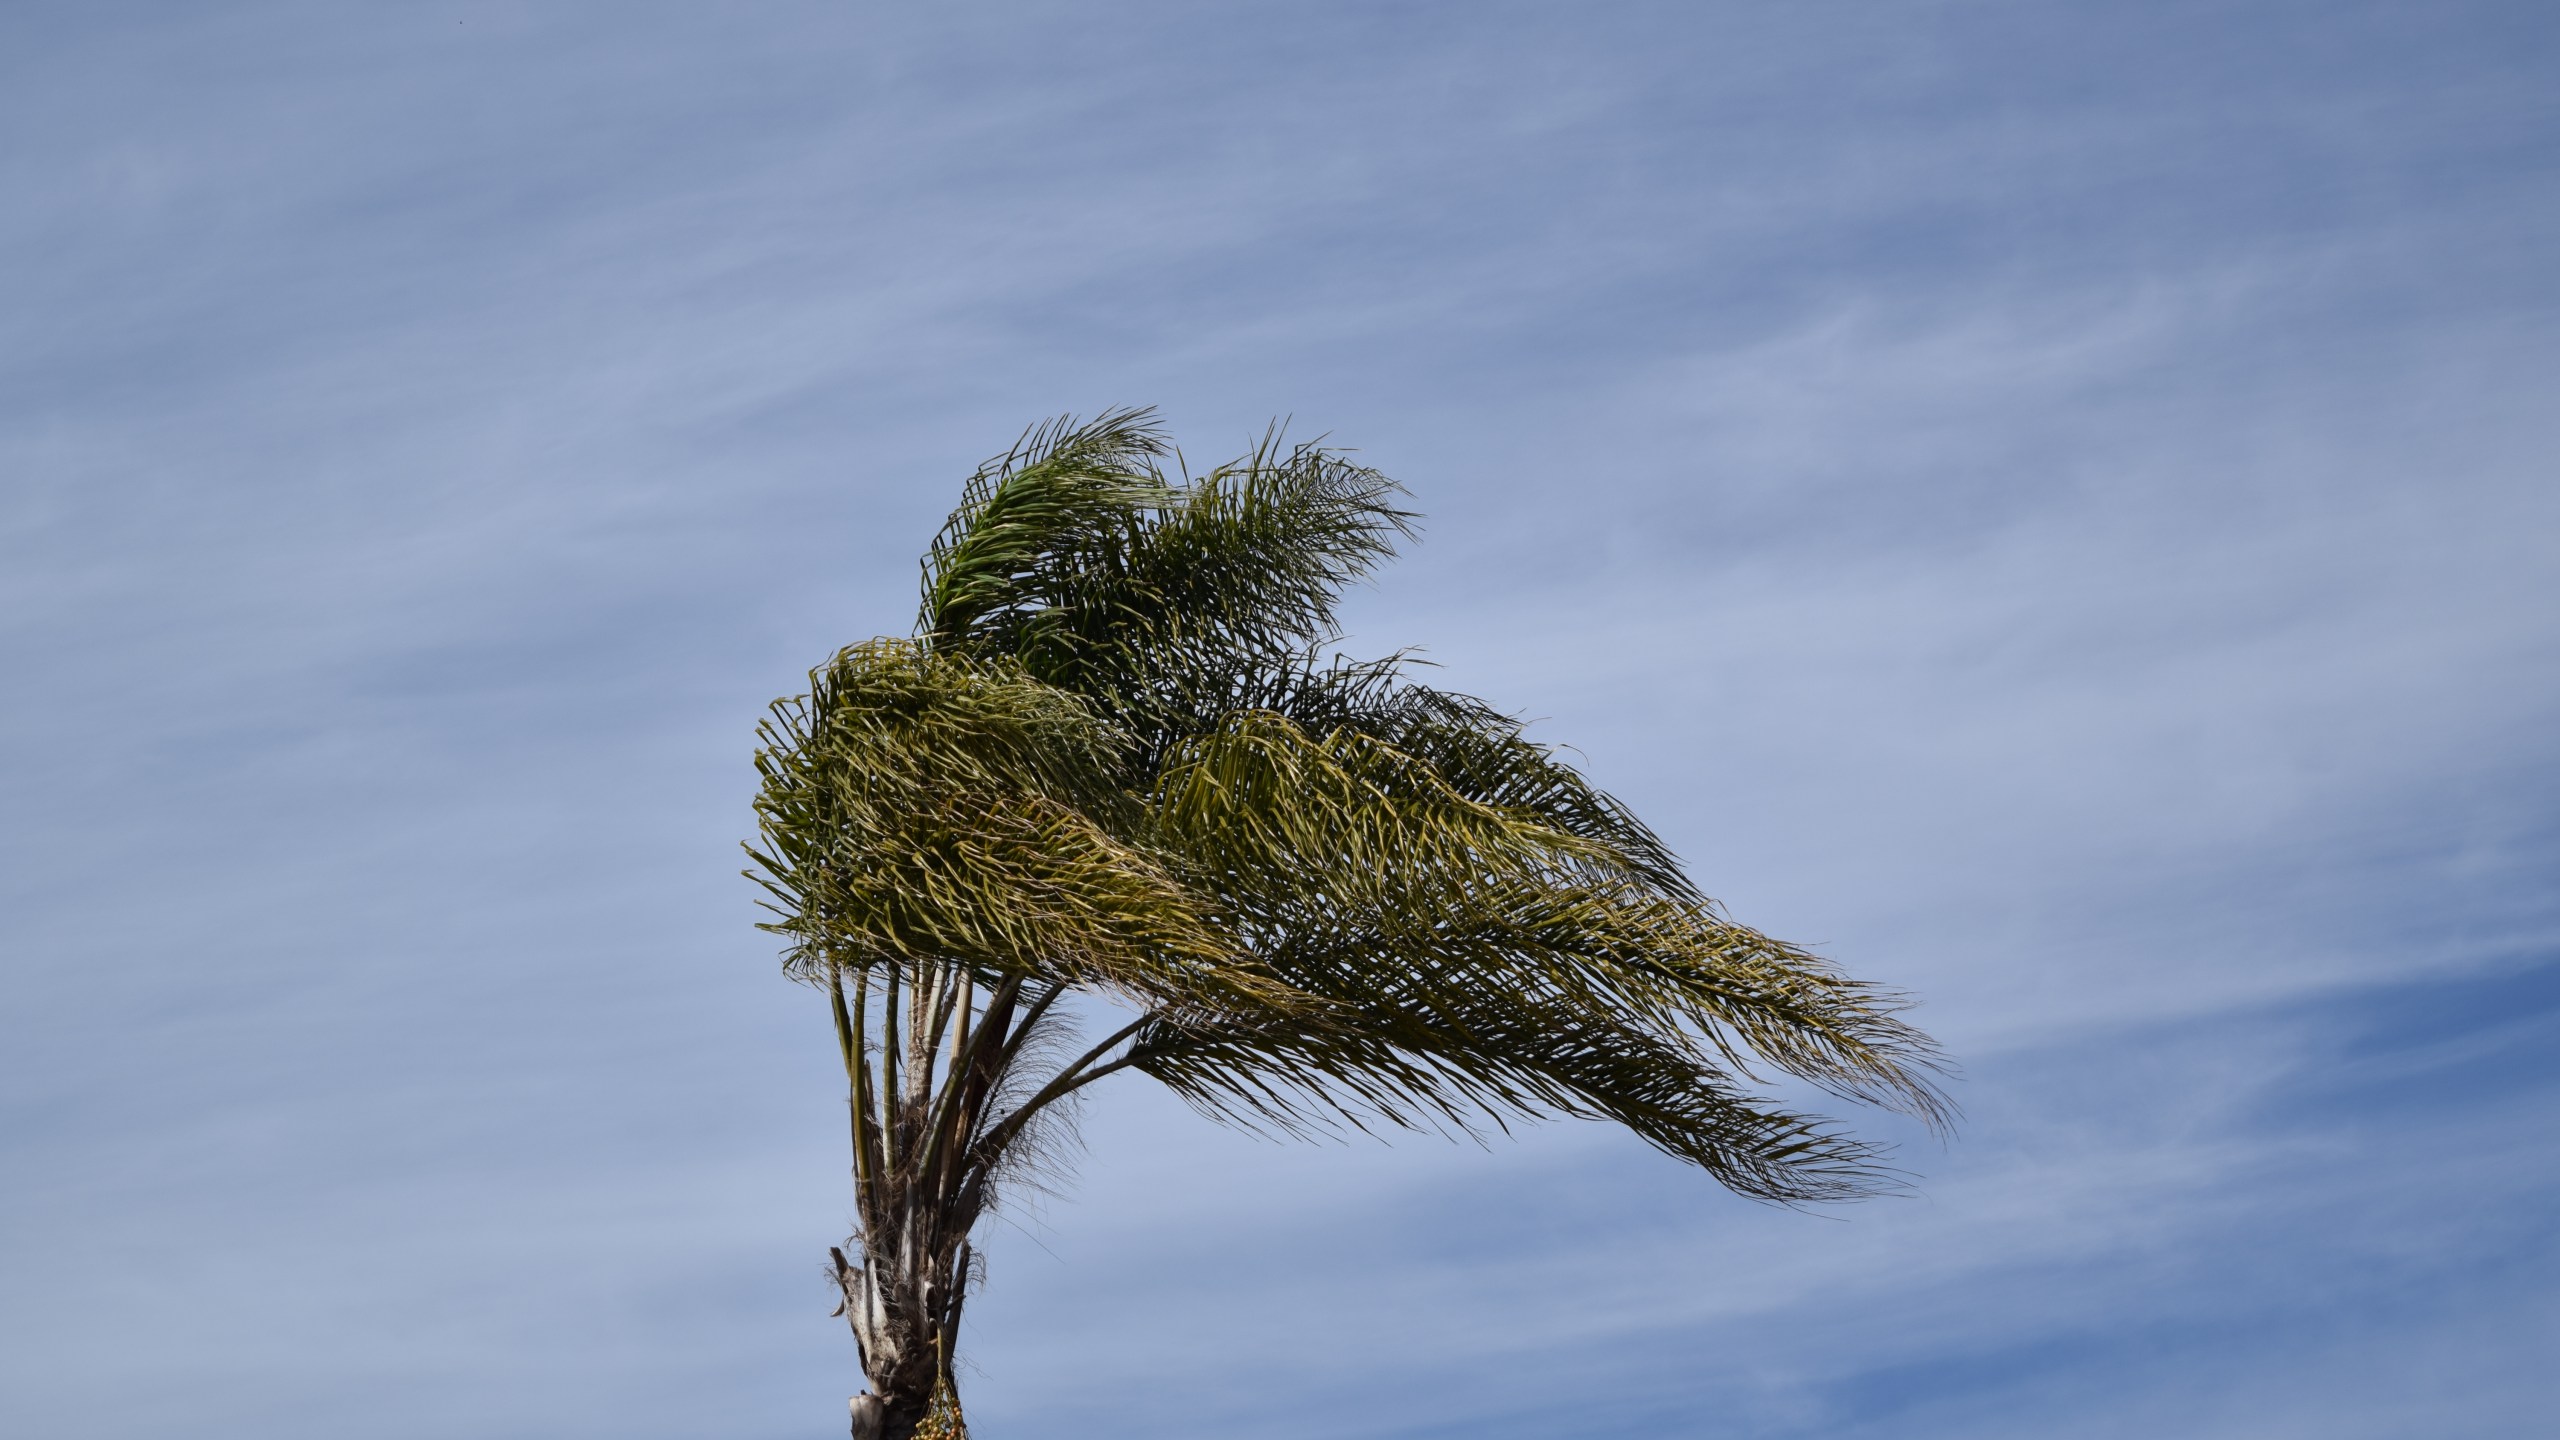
[747, 410, 1948, 1439]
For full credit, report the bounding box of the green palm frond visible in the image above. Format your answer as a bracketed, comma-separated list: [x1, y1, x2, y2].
[1121, 703, 1946, 1196]
[921, 420, 1414, 750]
[921, 408, 1173, 649]
[1236, 652, 1702, 900]
[1123, 988, 1896, 1202]
[1102, 428, 1414, 669]
[747, 640, 1297, 1018]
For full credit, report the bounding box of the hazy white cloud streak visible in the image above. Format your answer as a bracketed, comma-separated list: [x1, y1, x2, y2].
[2, 3, 2554, 1437]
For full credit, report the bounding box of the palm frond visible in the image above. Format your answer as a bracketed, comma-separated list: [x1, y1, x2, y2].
[923, 422, 1415, 750]
[1109, 429, 1415, 668]
[1124, 986, 1897, 1203]
[1129, 704, 1948, 1194]
[1238, 653, 1700, 900]
[746, 640, 1301, 1018]
[920, 408, 1172, 649]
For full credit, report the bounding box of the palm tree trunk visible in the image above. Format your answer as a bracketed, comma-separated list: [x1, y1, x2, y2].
[849, 1386, 936, 1440]
[835, 1237, 958, 1440]
[831, 960, 986, 1440]
[857, 1383, 969, 1440]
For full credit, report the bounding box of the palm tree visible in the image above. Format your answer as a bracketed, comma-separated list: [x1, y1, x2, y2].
[746, 410, 1949, 1440]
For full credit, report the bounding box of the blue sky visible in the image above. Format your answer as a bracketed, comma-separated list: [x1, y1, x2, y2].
[4, 3, 2556, 1436]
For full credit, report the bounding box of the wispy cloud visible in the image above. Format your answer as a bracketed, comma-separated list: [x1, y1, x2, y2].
[3, 3, 2554, 1437]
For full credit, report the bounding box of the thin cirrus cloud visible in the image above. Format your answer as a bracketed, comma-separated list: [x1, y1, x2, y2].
[1, 2, 2555, 1438]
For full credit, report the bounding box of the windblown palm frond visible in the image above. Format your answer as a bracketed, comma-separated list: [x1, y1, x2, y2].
[920, 407, 1173, 651]
[747, 638, 1297, 1016]
[1129, 706, 1946, 1198]
[925, 415, 1416, 755]
[1220, 651, 1701, 897]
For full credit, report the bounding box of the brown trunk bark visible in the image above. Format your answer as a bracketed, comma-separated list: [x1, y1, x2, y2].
[837, 1238, 967, 1440]
[858, 1384, 969, 1439]
[849, 1384, 950, 1440]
